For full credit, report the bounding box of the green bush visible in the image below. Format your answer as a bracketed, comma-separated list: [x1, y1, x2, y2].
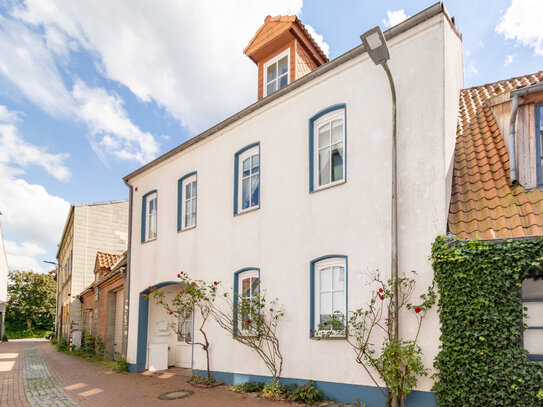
[95, 337, 104, 359]
[432, 237, 543, 407]
[57, 338, 68, 352]
[113, 356, 128, 373]
[81, 331, 95, 355]
[50, 337, 57, 345]
[231, 381, 266, 393]
[6, 329, 52, 339]
[288, 380, 322, 405]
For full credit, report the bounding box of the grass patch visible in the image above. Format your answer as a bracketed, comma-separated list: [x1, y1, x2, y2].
[6, 329, 53, 339]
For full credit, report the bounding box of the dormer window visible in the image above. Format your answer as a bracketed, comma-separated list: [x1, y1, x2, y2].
[263, 49, 289, 97]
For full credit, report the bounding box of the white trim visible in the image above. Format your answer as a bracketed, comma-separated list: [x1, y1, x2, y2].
[237, 146, 260, 213]
[314, 257, 346, 336]
[313, 109, 346, 190]
[181, 174, 197, 230]
[263, 48, 290, 97]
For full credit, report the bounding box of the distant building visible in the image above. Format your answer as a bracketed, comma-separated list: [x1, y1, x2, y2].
[56, 200, 128, 342]
[0, 213, 8, 339]
[79, 251, 127, 359]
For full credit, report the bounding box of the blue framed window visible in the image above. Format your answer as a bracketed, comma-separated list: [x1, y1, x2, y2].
[177, 172, 197, 232]
[536, 103, 543, 187]
[234, 142, 260, 215]
[141, 190, 157, 243]
[233, 268, 260, 335]
[309, 255, 348, 338]
[309, 104, 346, 192]
[522, 277, 543, 361]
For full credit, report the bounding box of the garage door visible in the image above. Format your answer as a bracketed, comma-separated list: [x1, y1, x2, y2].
[114, 289, 123, 356]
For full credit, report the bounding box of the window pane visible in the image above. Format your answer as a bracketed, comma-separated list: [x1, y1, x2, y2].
[320, 292, 332, 315]
[522, 278, 543, 300]
[242, 178, 250, 209]
[267, 63, 277, 82]
[333, 266, 345, 290]
[320, 267, 332, 291]
[319, 148, 331, 185]
[331, 143, 344, 182]
[267, 82, 276, 95]
[332, 291, 345, 315]
[185, 182, 191, 199]
[525, 302, 543, 327]
[252, 154, 260, 173]
[331, 120, 343, 144]
[185, 200, 191, 226]
[279, 74, 288, 89]
[192, 180, 197, 197]
[242, 278, 251, 298]
[243, 158, 251, 177]
[318, 124, 330, 147]
[251, 277, 260, 296]
[278, 56, 288, 75]
[524, 329, 543, 355]
[251, 174, 259, 207]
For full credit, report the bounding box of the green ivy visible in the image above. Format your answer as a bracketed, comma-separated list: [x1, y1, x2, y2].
[431, 236, 543, 406]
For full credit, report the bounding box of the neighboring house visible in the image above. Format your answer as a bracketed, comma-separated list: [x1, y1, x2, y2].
[56, 200, 128, 343]
[447, 72, 543, 357]
[123, 4, 462, 406]
[79, 251, 127, 360]
[0, 213, 8, 340]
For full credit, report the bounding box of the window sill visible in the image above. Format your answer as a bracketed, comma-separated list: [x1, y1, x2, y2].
[235, 206, 260, 216]
[178, 225, 196, 233]
[311, 179, 346, 194]
[312, 331, 347, 339]
[142, 237, 157, 245]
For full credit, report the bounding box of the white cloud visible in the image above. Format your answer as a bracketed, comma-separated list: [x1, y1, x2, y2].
[504, 54, 515, 67]
[0, 105, 70, 270]
[0, 15, 160, 164]
[304, 24, 329, 57]
[469, 64, 479, 75]
[4, 240, 47, 272]
[13, 0, 304, 132]
[72, 81, 159, 163]
[496, 0, 543, 55]
[383, 9, 410, 28]
[0, 108, 70, 181]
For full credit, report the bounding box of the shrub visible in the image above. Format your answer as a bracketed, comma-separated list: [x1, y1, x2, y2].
[50, 337, 57, 345]
[288, 380, 322, 405]
[57, 338, 68, 352]
[95, 337, 104, 359]
[113, 356, 128, 373]
[231, 381, 266, 393]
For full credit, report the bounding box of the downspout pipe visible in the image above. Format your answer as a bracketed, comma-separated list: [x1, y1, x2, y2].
[509, 82, 543, 185]
[123, 180, 133, 361]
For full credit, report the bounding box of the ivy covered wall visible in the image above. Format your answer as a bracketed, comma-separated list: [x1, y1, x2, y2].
[431, 237, 543, 406]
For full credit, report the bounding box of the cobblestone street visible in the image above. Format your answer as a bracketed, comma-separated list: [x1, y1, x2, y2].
[1, 340, 298, 407]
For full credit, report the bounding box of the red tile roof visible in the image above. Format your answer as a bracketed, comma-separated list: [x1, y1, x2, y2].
[96, 251, 122, 270]
[448, 71, 543, 239]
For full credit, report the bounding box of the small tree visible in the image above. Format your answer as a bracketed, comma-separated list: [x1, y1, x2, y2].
[316, 271, 435, 407]
[6, 270, 56, 333]
[148, 272, 219, 378]
[212, 282, 285, 383]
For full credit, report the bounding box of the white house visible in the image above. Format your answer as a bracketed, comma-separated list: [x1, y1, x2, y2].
[123, 3, 462, 406]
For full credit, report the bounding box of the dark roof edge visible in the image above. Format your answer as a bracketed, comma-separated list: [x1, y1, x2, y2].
[446, 235, 543, 247]
[124, 2, 454, 183]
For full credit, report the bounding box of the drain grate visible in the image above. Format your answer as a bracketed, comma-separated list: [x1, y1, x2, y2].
[157, 390, 194, 400]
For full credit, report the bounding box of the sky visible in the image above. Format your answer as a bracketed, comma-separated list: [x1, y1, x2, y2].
[0, 0, 541, 273]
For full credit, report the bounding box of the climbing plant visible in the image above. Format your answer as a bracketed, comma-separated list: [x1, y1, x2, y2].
[431, 236, 543, 407]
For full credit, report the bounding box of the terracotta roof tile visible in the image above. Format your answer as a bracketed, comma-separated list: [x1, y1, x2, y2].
[448, 71, 543, 239]
[96, 251, 122, 270]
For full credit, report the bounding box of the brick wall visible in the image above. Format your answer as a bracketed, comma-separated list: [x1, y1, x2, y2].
[80, 272, 126, 359]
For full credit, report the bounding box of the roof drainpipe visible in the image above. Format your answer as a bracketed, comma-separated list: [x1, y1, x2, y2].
[508, 92, 519, 185]
[122, 180, 133, 361]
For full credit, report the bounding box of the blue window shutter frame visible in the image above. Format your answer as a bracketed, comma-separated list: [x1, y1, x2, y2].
[536, 103, 542, 187]
[233, 267, 260, 336]
[141, 190, 157, 243]
[233, 142, 260, 215]
[309, 255, 348, 338]
[177, 171, 198, 232]
[308, 104, 347, 192]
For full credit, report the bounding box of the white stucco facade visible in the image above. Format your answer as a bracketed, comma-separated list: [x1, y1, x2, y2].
[125, 10, 462, 405]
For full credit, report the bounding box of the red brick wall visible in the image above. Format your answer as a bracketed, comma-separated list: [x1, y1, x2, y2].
[80, 272, 126, 355]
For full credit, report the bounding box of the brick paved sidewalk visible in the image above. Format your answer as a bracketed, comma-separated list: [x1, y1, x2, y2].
[36, 341, 297, 407]
[0, 341, 30, 407]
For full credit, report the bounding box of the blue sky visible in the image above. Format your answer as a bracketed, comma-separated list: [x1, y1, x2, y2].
[0, 0, 541, 272]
